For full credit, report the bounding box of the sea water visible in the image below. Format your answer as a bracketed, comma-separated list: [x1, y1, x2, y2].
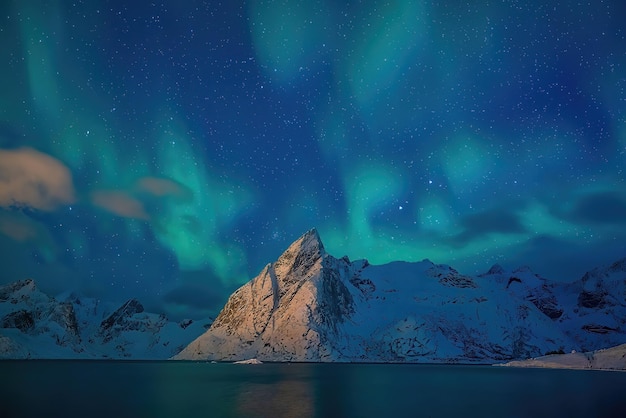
[1, 361, 625, 418]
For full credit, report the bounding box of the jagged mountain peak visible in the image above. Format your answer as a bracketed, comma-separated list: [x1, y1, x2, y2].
[273, 228, 326, 281]
[99, 298, 145, 331]
[480, 264, 542, 281]
[175, 229, 357, 361]
[608, 257, 626, 273]
[513, 265, 536, 275]
[485, 264, 505, 276]
[278, 228, 325, 260]
[581, 256, 626, 283]
[0, 279, 37, 299]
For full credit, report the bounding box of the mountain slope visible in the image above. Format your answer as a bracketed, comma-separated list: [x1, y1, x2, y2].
[175, 229, 617, 363]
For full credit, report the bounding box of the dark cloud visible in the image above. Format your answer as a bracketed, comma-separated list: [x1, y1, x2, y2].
[507, 234, 626, 282]
[0, 232, 79, 295]
[569, 191, 626, 225]
[159, 270, 240, 320]
[163, 284, 224, 310]
[447, 208, 526, 247]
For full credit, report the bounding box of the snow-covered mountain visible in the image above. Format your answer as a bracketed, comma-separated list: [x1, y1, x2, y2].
[4, 229, 624, 362]
[175, 228, 626, 363]
[0, 279, 210, 359]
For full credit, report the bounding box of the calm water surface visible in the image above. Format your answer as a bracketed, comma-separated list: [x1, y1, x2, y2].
[1, 361, 625, 418]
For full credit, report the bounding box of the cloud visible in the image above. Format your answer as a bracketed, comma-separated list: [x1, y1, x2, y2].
[157, 269, 240, 320]
[90, 190, 150, 220]
[161, 282, 231, 321]
[163, 283, 223, 310]
[0, 147, 75, 210]
[507, 234, 626, 281]
[569, 191, 626, 225]
[134, 176, 193, 201]
[0, 208, 69, 290]
[448, 208, 526, 247]
[0, 209, 57, 255]
[0, 210, 41, 242]
[90, 176, 193, 220]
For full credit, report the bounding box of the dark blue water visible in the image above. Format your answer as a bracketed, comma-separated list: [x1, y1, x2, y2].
[1, 361, 625, 418]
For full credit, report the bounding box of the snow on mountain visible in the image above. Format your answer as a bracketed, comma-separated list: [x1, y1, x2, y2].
[175, 229, 624, 363]
[0, 279, 210, 359]
[479, 257, 626, 352]
[559, 257, 626, 350]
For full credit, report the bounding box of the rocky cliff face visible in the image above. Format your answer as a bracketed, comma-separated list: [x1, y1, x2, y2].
[176, 229, 625, 363]
[0, 280, 209, 359]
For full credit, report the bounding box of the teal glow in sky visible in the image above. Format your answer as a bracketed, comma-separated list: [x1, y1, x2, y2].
[0, 0, 625, 318]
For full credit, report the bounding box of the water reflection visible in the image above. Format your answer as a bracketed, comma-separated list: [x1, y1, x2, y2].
[236, 378, 314, 418]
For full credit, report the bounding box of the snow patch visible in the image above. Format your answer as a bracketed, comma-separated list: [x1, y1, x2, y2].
[234, 358, 263, 364]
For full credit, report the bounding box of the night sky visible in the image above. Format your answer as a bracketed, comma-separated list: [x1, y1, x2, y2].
[1, 1, 625, 320]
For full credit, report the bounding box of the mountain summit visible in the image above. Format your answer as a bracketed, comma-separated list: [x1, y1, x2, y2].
[175, 229, 625, 362]
[174, 228, 357, 361]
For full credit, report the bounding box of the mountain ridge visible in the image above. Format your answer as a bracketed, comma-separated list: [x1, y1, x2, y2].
[174, 229, 626, 363]
[0, 279, 210, 359]
[2, 228, 624, 362]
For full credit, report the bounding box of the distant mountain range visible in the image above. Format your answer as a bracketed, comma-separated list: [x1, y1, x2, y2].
[2, 229, 625, 363]
[174, 229, 626, 363]
[0, 279, 211, 359]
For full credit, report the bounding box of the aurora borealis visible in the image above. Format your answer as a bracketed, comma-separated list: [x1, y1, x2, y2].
[1, 1, 625, 319]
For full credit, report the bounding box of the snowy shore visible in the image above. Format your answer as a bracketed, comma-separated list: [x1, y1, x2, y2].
[497, 343, 626, 371]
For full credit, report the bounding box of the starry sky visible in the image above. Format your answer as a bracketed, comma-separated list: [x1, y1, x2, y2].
[1, 0, 625, 320]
